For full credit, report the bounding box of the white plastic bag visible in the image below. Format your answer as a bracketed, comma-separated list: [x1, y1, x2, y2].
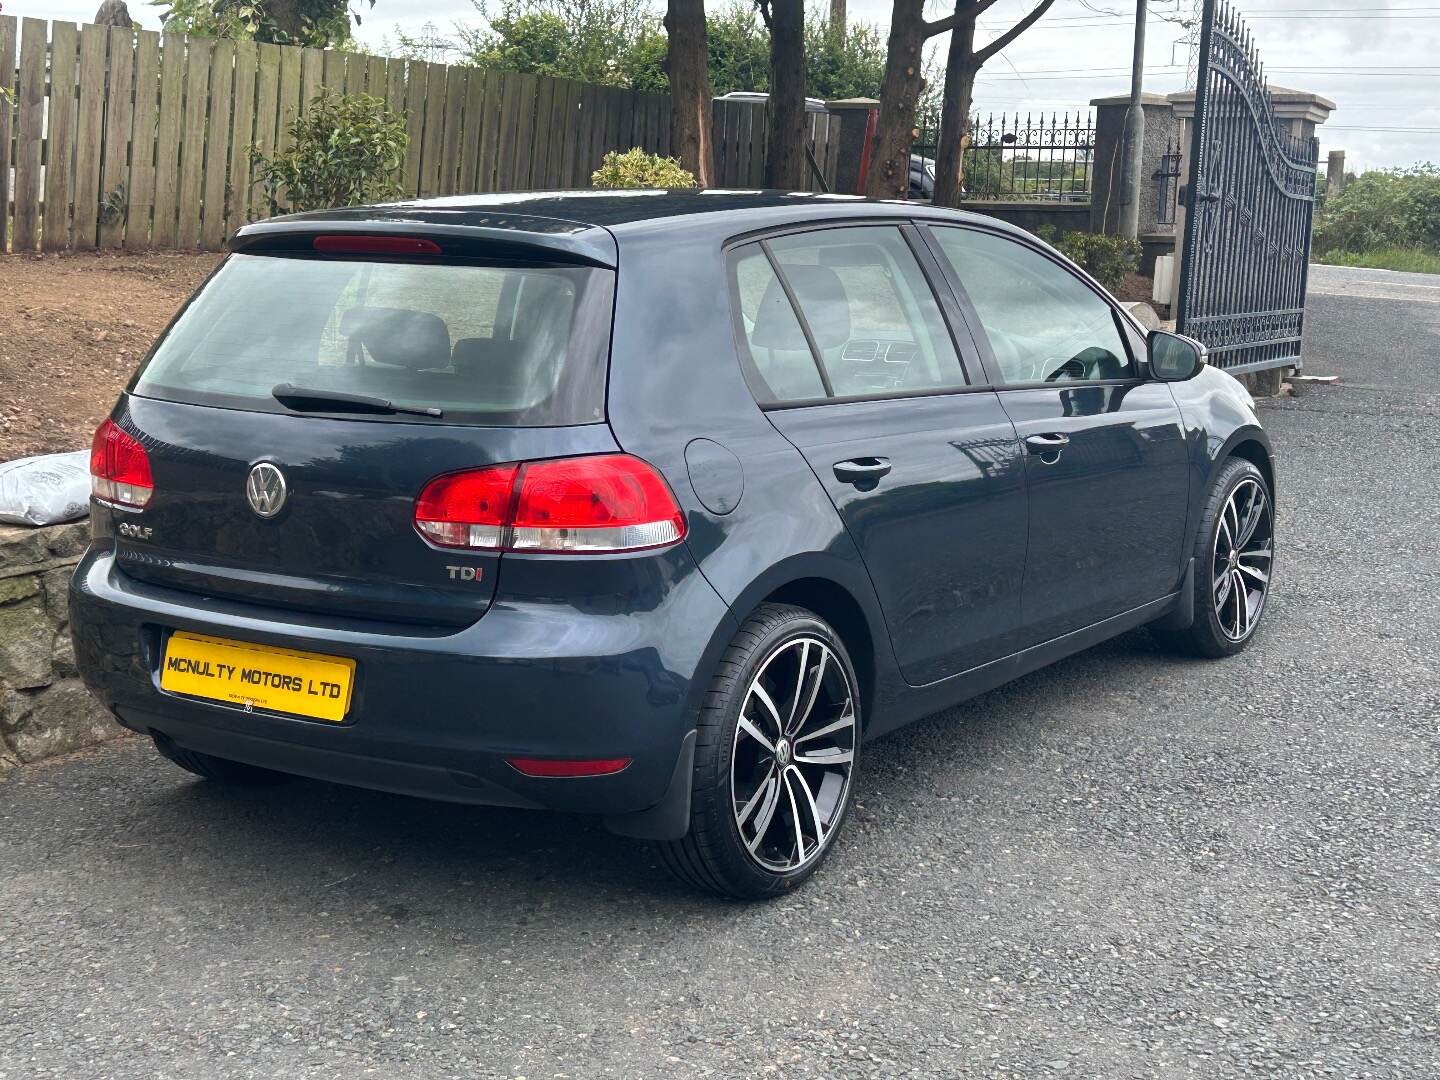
[0, 451, 92, 527]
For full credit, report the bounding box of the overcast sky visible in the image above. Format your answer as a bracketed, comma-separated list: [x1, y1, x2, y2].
[14, 0, 1439, 169]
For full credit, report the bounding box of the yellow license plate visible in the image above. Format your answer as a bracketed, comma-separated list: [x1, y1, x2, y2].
[160, 631, 356, 723]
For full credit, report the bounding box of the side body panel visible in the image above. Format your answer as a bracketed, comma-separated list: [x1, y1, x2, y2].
[1168, 365, 1275, 543]
[768, 395, 1028, 684]
[997, 382, 1191, 641]
[602, 220, 910, 729]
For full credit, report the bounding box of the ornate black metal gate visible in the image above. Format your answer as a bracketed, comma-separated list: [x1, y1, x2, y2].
[1177, 0, 1319, 374]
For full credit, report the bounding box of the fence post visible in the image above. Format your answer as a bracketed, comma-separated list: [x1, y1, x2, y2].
[1326, 150, 1346, 199]
[825, 98, 878, 195]
[0, 15, 16, 253]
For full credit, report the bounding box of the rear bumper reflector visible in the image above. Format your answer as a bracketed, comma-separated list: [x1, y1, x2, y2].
[506, 756, 633, 778]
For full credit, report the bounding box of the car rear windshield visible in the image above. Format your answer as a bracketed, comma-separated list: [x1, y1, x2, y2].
[131, 253, 614, 426]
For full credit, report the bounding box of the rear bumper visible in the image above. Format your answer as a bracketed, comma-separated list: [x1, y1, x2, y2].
[69, 542, 733, 827]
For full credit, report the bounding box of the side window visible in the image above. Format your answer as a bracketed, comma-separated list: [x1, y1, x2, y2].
[930, 227, 1134, 385]
[731, 246, 827, 403]
[767, 227, 968, 398]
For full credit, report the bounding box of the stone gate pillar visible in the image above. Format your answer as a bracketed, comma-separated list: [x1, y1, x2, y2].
[1090, 92, 1177, 274]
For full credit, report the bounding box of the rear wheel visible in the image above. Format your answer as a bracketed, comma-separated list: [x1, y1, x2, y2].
[151, 734, 291, 787]
[658, 604, 860, 900]
[1154, 456, 1274, 658]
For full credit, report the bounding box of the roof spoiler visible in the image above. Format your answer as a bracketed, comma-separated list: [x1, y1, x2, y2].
[231, 212, 617, 268]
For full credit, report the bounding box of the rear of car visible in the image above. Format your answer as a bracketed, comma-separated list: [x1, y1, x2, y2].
[69, 216, 731, 824]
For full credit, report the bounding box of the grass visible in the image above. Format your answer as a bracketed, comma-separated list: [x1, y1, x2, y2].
[1313, 247, 1440, 275]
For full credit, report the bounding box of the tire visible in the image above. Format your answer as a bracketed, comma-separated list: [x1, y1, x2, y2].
[1153, 456, 1274, 658]
[151, 733, 291, 787]
[657, 604, 861, 900]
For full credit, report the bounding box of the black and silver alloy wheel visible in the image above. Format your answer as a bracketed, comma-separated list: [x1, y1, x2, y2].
[1212, 476, 1272, 642]
[658, 604, 862, 899]
[730, 636, 857, 873]
[1152, 455, 1275, 659]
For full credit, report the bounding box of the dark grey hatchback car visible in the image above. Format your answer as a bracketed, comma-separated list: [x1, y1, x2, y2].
[71, 192, 1276, 899]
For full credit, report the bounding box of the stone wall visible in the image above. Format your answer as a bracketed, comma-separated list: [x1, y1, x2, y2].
[0, 522, 120, 772]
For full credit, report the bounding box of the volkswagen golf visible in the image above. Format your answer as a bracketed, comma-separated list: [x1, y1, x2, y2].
[71, 192, 1276, 899]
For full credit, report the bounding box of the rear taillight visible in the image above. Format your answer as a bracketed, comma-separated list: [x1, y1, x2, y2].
[90, 419, 154, 509]
[415, 454, 686, 554]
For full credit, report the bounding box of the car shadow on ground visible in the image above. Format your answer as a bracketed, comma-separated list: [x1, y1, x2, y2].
[107, 625, 1192, 921]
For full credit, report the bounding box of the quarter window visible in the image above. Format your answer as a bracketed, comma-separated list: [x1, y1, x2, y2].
[930, 227, 1134, 385]
[731, 247, 828, 402]
[729, 226, 969, 404]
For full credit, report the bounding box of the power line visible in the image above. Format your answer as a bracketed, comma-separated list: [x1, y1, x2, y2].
[1323, 125, 1440, 131]
[980, 10, 1440, 27]
[975, 70, 1440, 79]
[967, 63, 1440, 74]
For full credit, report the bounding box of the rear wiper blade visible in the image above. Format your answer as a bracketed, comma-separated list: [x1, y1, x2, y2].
[271, 384, 443, 419]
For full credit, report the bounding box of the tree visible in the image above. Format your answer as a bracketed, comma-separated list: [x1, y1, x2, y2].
[666, 0, 713, 184]
[864, 0, 1049, 200]
[705, 3, 771, 95]
[932, 0, 1053, 207]
[250, 90, 408, 213]
[758, 0, 806, 189]
[455, 0, 661, 87]
[152, 0, 374, 47]
[805, 14, 886, 100]
[863, 0, 957, 199]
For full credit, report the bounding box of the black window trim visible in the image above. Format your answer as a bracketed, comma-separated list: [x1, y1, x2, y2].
[758, 238, 837, 398]
[914, 220, 1149, 393]
[722, 218, 994, 411]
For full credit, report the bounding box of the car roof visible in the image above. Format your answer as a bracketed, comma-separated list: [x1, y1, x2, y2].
[232, 190, 1029, 266]
[250, 189, 1018, 234]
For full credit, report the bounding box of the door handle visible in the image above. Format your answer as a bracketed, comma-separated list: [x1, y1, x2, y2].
[1025, 433, 1070, 463]
[833, 457, 892, 484]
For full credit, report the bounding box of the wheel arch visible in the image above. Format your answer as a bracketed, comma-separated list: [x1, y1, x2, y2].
[1225, 435, 1276, 499]
[762, 577, 878, 728]
[711, 554, 896, 735]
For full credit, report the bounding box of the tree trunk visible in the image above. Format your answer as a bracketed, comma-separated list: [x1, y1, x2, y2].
[830, 0, 847, 36]
[932, 13, 977, 207]
[262, 0, 308, 43]
[93, 1, 134, 28]
[863, 0, 929, 200]
[765, 0, 807, 190]
[666, 0, 714, 186]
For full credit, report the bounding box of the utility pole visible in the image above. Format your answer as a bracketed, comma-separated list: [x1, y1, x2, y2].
[831, 0, 846, 35]
[1118, 0, 1146, 238]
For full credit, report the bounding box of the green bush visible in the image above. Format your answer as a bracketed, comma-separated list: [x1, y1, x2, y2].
[251, 90, 408, 215]
[591, 148, 697, 190]
[1035, 227, 1142, 290]
[1313, 164, 1440, 256]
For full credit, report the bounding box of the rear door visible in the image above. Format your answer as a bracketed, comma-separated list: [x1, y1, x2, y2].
[923, 224, 1190, 643]
[730, 224, 1029, 686]
[106, 237, 616, 627]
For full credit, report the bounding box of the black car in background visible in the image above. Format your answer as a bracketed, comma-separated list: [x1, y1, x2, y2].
[72, 192, 1275, 899]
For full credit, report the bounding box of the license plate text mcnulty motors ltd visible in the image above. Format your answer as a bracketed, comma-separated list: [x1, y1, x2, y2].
[159, 632, 357, 722]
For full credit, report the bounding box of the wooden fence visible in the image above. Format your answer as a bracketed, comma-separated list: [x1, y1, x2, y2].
[0, 16, 843, 254]
[711, 97, 842, 193]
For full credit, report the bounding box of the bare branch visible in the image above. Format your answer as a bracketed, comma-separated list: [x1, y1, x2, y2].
[924, 0, 1004, 37]
[976, 0, 1056, 63]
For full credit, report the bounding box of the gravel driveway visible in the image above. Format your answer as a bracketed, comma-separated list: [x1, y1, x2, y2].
[2, 263, 1436, 1079]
